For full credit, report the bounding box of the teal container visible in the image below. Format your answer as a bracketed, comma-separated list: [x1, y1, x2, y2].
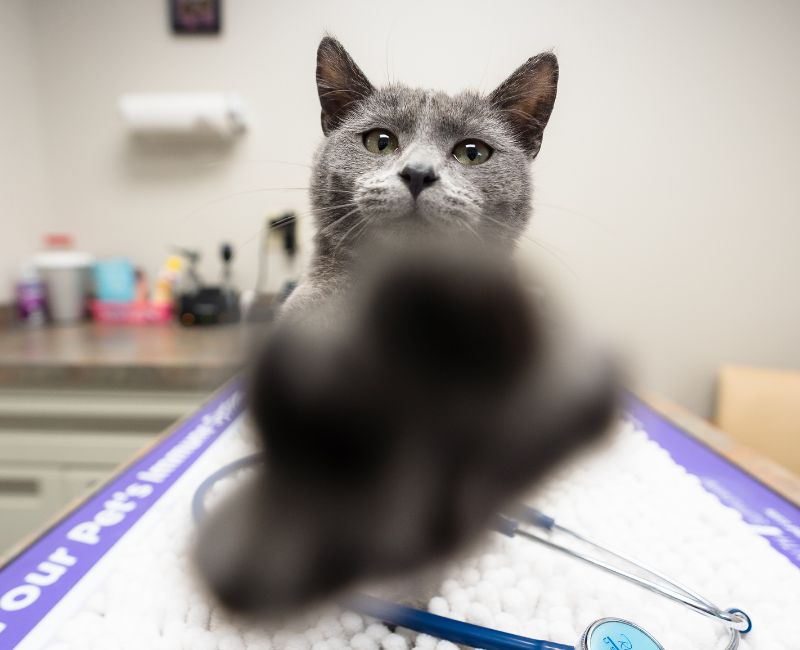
[93, 258, 136, 302]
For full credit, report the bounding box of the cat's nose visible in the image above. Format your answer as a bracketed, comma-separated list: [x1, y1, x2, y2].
[399, 163, 439, 199]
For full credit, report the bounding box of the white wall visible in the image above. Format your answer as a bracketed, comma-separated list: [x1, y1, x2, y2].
[11, 0, 800, 415]
[0, 0, 53, 303]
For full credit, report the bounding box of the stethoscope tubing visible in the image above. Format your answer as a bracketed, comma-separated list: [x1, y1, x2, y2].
[348, 594, 575, 650]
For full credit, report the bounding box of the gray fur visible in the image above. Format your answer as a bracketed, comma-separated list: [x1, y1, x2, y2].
[285, 37, 558, 313]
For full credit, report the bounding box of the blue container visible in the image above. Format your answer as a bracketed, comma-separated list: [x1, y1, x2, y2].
[93, 259, 136, 302]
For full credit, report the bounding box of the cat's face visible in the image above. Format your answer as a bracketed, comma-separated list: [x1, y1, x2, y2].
[313, 89, 532, 245]
[311, 38, 559, 259]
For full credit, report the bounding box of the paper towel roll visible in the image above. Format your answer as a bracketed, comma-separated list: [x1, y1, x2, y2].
[119, 93, 247, 138]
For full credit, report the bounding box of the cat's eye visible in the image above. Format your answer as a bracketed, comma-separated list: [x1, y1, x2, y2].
[452, 140, 492, 166]
[363, 129, 399, 155]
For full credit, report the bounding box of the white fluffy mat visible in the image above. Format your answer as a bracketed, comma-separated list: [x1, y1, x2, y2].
[42, 418, 799, 650]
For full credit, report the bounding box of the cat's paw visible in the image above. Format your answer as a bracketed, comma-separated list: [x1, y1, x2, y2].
[363, 253, 539, 396]
[248, 325, 396, 483]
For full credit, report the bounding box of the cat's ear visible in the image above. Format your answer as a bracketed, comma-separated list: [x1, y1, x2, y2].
[316, 36, 374, 135]
[489, 52, 559, 158]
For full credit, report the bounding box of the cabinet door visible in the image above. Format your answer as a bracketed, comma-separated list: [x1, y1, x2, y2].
[0, 464, 63, 554]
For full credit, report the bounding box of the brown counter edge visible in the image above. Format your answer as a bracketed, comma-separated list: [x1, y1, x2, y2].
[0, 362, 240, 391]
[0, 376, 243, 569]
[636, 390, 800, 507]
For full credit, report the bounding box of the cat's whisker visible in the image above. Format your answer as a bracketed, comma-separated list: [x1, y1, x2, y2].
[172, 186, 313, 229]
[242, 200, 364, 251]
[524, 237, 579, 279]
[237, 224, 267, 251]
[227, 199, 362, 248]
[137, 158, 314, 172]
[349, 216, 372, 248]
[310, 207, 357, 223]
[479, 213, 580, 279]
[455, 216, 481, 242]
[315, 207, 363, 236]
[308, 189, 362, 209]
[533, 200, 614, 234]
[313, 200, 361, 215]
[299, 200, 359, 219]
[332, 212, 368, 256]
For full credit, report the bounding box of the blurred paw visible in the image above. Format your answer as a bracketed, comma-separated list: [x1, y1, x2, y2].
[364, 254, 539, 394]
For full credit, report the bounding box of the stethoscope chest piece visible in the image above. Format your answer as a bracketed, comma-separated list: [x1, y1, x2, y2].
[580, 618, 665, 650]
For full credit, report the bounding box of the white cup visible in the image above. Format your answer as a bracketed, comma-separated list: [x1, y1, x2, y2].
[34, 252, 94, 324]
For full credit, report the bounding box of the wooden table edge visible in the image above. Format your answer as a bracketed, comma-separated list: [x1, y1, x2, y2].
[635, 390, 800, 507]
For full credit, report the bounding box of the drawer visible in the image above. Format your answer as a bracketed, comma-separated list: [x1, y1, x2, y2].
[0, 388, 204, 435]
[0, 464, 64, 553]
[0, 430, 156, 466]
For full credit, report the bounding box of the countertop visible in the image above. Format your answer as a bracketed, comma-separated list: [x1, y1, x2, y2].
[0, 321, 265, 391]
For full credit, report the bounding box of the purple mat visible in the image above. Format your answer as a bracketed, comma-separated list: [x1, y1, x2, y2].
[627, 395, 800, 570]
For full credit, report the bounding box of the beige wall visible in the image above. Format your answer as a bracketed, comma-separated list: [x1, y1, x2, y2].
[0, 0, 53, 303]
[9, 0, 800, 415]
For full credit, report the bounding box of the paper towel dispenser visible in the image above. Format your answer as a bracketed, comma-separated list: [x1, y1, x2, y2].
[118, 93, 248, 138]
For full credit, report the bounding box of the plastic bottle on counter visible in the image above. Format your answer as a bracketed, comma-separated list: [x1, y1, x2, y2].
[15, 264, 47, 326]
[152, 255, 184, 306]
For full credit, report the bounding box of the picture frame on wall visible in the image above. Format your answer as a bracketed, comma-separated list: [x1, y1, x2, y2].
[170, 0, 222, 35]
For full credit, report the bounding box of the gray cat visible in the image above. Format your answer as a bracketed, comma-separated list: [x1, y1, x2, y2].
[284, 35, 558, 313]
[196, 36, 616, 616]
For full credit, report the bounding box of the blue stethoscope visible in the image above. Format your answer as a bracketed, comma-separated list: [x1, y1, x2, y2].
[194, 456, 752, 650]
